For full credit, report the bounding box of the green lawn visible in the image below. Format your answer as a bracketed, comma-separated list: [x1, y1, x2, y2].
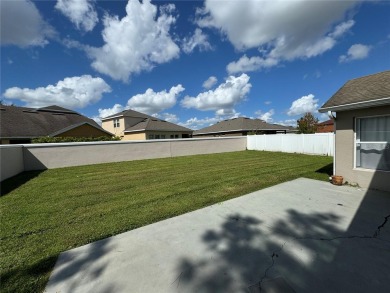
[0, 150, 332, 292]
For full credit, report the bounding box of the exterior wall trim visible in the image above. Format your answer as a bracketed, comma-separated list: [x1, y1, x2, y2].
[319, 97, 390, 112]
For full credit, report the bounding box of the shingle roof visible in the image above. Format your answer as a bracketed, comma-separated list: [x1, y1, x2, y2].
[0, 105, 110, 138]
[124, 118, 192, 133]
[317, 119, 334, 126]
[319, 70, 390, 111]
[101, 109, 152, 120]
[193, 117, 293, 135]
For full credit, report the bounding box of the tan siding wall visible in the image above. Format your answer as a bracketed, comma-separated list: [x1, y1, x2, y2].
[336, 105, 390, 191]
[123, 133, 146, 140]
[57, 124, 111, 138]
[102, 117, 125, 137]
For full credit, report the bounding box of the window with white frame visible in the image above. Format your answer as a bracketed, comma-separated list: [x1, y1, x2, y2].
[355, 115, 390, 171]
[113, 118, 120, 128]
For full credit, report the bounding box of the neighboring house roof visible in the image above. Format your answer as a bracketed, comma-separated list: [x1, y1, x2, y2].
[124, 118, 192, 133]
[0, 105, 112, 139]
[101, 109, 151, 121]
[101, 108, 192, 133]
[193, 117, 294, 135]
[319, 70, 390, 112]
[317, 119, 334, 126]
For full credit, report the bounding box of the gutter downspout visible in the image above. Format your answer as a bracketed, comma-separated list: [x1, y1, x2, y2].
[327, 111, 336, 176]
[333, 119, 336, 176]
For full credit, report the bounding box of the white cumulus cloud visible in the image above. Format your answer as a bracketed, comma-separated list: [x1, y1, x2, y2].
[127, 84, 185, 115]
[274, 119, 297, 127]
[329, 19, 355, 38]
[98, 104, 125, 119]
[0, 0, 55, 47]
[86, 0, 180, 82]
[227, 55, 279, 74]
[202, 76, 218, 89]
[197, 0, 359, 73]
[55, 0, 98, 32]
[339, 43, 372, 63]
[3, 75, 111, 109]
[182, 28, 213, 54]
[287, 94, 319, 116]
[255, 109, 275, 123]
[181, 73, 251, 115]
[155, 112, 179, 123]
[198, 0, 357, 51]
[180, 116, 221, 130]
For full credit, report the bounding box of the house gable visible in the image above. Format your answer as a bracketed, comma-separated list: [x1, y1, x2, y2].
[319, 70, 390, 112]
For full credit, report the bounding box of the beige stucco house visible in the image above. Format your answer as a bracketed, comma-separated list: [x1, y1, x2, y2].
[101, 109, 192, 140]
[319, 70, 390, 192]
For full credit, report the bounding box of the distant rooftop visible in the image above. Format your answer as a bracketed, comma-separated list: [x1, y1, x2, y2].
[124, 118, 192, 133]
[101, 108, 192, 133]
[193, 117, 295, 135]
[0, 105, 110, 139]
[101, 109, 152, 120]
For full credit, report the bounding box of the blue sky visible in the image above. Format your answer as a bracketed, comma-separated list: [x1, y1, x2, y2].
[1, 0, 390, 129]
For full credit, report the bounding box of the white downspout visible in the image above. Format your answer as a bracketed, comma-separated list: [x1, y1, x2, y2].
[333, 120, 336, 176]
[327, 111, 336, 176]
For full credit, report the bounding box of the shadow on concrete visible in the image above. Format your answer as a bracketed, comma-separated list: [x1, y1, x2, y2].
[175, 189, 390, 293]
[0, 170, 44, 196]
[45, 237, 116, 292]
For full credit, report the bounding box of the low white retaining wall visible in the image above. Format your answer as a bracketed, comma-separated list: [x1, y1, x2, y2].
[1, 137, 246, 181]
[247, 133, 334, 156]
[0, 145, 24, 181]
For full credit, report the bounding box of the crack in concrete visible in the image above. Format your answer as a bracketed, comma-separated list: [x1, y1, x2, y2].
[373, 214, 390, 238]
[252, 242, 287, 292]
[171, 271, 184, 289]
[253, 213, 390, 292]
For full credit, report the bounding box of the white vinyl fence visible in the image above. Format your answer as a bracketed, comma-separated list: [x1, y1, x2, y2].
[247, 133, 334, 156]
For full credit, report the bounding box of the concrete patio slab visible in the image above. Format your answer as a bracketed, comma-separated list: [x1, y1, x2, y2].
[45, 178, 390, 293]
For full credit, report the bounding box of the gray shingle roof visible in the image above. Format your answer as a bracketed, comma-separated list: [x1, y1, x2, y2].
[101, 109, 152, 120]
[0, 105, 110, 138]
[124, 118, 192, 133]
[320, 70, 390, 111]
[102, 108, 192, 133]
[193, 117, 293, 135]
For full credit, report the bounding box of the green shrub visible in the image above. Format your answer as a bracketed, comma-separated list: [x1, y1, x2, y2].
[32, 136, 121, 143]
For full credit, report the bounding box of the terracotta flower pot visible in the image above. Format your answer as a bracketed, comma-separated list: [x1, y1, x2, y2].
[332, 175, 343, 186]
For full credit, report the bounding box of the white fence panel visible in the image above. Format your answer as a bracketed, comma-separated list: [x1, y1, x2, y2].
[247, 133, 334, 156]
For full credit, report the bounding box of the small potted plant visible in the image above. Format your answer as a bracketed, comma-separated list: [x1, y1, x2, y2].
[331, 175, 343, 186]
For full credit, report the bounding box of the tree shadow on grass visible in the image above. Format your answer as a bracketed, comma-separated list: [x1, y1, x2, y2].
[0, 170, 45, 196]
[1, 237, 116, 293]
[0, 255, 58, 293]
